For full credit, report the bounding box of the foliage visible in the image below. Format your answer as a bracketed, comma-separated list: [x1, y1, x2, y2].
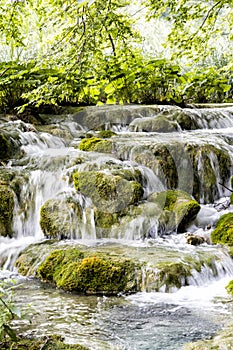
[0, 0, 232, 111]
[146, 0, 233, 59]
[0, 279, 22, 342]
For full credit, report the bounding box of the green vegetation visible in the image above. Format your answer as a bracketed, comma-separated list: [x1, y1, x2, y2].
[40, 198, 81, 239]
[73, 169, 144, 213]
[148, 190, 200, 233]
[0, 185, 14, 237]
[0, 279, 24, 343]
[78, 137, 113, 153]
[37, 248, 138, 294]
[211, 213, 233, 246]
[0, 0, 232, 116]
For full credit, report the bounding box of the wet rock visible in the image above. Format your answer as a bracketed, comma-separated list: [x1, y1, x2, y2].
[211, 213, 233, 246]
[16, 241, 217, 294]
[73, 104, 179, 130]
[78, 136, 113, 153]
[148, 190, 200, 234]
[73, 169, 144, 213]
[40, 197, 82, 239]
[0, 185, 14, 237]
[185, 233, 206, 246]
[36, 247, 139, 295]
[129, 114, 178, 132]
[0, 335, 89, 350]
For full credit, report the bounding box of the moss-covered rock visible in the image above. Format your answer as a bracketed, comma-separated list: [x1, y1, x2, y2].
[73, 170, 143, 213]
[40, 198, 81, 239]
[0, 335, 89, 350]
[148, 190, 200, 233]
[97, 130, 117, 138]
[186, 144, 231, 203]
[16, 241, 221, 294]
[0, 133, 11, 162]
[155, 261, 192, 292]
[37, 248, 139, 294]
[211, 213, 233, 246]
[226, 279, 233, 296]
[78, 137, 112, 153]
[0, 185, 14, 237]
[129, 115, 178, 132]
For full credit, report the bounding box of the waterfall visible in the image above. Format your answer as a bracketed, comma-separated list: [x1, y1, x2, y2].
[2, 107, 233, 349]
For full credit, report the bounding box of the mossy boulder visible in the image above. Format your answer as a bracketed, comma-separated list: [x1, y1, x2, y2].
[186, 144, 231, 203]
[40, 198, 81, 239]
[148, 190, 200, 234]
[73, 170, 143, 213]
[79, 137, 112, 153]
[37, 247, 139, 294]
[132, 141, 231, 203]
[16, 241, 222, 294]
[0, 185, 14, 237]
[211, 213, 233, 246]
[0, 133, 11, 162]
[155, 261, 192, 292]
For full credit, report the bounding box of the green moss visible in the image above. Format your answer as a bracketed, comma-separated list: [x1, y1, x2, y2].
[40, 199, 81, 239]
[0, 133, 11, 162]
[211, 213, 233, 246]
[156, 261, 191, 292]
[37, 248, 85, 282]
[98, 130, 117, 138]
[37, 248, 138, 294]
[186, 144, 231, 202]
[226, 280, 233, 296]
[0, 335, 89, 349]
[0, 185, 14, 237]
[79, 137, 112, 153]
[94, 209, 119, 228]
[73, 170, 143, 213]
[149, 190, 200, 233]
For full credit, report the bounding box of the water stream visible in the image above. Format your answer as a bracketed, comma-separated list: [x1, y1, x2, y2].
[1, 105, 233, 349]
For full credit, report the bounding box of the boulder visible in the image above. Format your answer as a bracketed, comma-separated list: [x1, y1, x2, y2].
[78, 136, 113, 153]
[40, 197, 82, 239]
[211, 213, 233, 246]
[148, 190, 200, 234]
[0, 185, 14, 237]
[73, 169, 144, 213]
[129, 115, 178, 132]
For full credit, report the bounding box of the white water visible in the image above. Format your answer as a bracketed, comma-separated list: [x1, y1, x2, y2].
[1, 107, 233, 349]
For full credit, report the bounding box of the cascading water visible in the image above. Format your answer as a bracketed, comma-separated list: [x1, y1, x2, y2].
[1, 105, 233, 349]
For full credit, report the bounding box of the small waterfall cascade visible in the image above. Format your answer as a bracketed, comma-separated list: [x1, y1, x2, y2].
[2, 105, 233, 349]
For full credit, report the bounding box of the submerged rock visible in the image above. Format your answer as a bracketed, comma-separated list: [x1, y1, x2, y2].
[185, 233, 207, 246]
[129, 114, 178, 132]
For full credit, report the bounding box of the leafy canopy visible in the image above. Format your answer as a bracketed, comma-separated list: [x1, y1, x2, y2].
[0, 0, 232, 110]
